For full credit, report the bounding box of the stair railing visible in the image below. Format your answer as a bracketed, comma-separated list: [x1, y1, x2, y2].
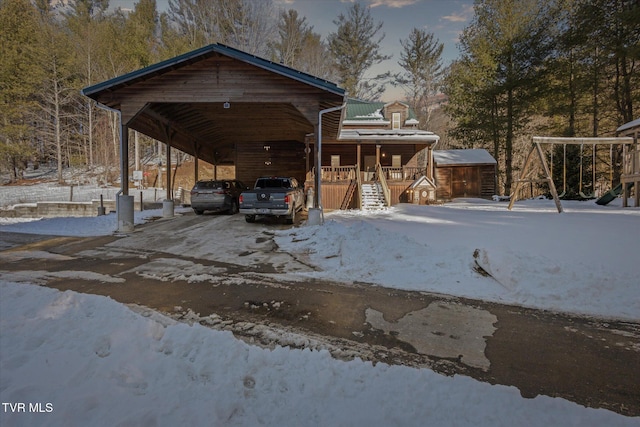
[375, 163, 391, 207]
[355, 163, 363, 209]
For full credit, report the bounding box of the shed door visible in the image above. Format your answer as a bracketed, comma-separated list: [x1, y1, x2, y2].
[451, 167, 480, 198]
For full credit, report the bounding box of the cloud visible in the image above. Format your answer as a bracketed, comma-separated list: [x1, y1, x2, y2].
[337, 0, 418, 7]
[368, 0, 419, 7]
[442, 4, 473, 23]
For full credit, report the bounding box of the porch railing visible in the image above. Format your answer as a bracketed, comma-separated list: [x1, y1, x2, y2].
[380, 166, 425, 181]
[319, 166, 358, 182]
[355, 163, 362, 209]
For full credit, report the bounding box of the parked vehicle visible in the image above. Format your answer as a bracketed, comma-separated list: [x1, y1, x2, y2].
[190, 179, 249, 215]
[239, 177, 305, 223]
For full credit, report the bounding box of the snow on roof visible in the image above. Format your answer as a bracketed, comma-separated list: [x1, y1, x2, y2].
[617, 118, 640, 133]
[433, 149, 497, 165]
[354, 108, 384, 119]
[339, 129, 439, 143]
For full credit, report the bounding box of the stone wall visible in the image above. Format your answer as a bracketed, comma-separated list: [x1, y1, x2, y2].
[0, 200, 117, 218]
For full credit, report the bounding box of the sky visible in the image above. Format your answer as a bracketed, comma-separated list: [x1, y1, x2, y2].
[109, 0, 474, 101]
[273, 0, 474, 100]
[1, 179, 639, 425]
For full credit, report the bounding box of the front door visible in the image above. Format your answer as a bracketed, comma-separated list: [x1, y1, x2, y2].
[364, 155, 376, 181]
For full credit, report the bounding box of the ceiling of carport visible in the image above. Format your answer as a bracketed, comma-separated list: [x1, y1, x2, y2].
[82, 44, 346, 166]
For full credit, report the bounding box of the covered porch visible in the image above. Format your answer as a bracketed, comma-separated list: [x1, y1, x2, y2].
[305, 129, 440, 210]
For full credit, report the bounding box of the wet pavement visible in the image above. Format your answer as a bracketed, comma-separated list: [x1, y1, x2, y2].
[1, 213, 639, 417]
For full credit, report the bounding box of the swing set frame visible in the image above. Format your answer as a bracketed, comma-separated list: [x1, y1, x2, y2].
[508, 136, 634, 213]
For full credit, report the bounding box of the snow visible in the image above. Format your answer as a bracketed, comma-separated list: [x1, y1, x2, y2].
[1, 185, 639, 426]
[433, 149, 497, 165]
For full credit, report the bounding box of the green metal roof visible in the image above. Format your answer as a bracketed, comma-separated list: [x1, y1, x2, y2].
[344, 98, 418, 121]
[82, 43, 345, 98]
[345, 99, 386, 121]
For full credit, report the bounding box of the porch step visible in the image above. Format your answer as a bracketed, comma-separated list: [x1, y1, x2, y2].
[361, 182, 386, 210]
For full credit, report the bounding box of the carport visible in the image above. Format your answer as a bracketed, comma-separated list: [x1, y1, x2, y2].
[82, 43, 345, 231]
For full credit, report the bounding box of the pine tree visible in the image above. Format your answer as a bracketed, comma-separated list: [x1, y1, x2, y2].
[327, 3, 391, 100]
[444, 0, 554, 195]
[0, 0, 45, 181]
[397, 28, 444, 129]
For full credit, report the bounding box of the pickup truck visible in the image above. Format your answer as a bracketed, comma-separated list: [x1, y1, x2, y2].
[238, 177, 305, 223]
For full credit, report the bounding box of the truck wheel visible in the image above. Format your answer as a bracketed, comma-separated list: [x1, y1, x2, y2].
[194, 209, 203, 215]
[245, 215, 256, 223]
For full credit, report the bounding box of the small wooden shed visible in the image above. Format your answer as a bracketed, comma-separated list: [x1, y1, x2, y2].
[433, 149, 497, 200]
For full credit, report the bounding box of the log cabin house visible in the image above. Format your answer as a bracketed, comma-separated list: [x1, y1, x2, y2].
[306, 99, 441, 210]
[81, 43, 494, 218]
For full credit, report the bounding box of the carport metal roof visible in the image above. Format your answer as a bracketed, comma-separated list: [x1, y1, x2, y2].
[82, 43, 346, 165]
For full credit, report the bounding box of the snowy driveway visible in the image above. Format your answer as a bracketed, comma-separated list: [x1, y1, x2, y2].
[1, 209, 639, 417]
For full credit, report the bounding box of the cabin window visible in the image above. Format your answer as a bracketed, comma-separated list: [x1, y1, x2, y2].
[392, 113, 401, 129]
[392, 155, 402, 168]
[331, 155, 340, 167]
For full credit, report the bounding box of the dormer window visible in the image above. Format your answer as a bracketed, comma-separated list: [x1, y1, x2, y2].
[392, 112, 401, 130]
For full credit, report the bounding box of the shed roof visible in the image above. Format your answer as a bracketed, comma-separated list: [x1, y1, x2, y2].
[433, 149, 497, 166]
[617, 118, 640, 134]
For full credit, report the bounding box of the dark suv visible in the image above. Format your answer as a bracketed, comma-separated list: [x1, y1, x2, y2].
[190, 180, 248, 215]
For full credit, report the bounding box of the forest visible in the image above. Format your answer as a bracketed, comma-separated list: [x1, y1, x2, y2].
[0, 0, 638, 197]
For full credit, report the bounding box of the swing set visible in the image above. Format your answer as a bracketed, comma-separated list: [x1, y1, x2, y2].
[508, 136, 635, 213]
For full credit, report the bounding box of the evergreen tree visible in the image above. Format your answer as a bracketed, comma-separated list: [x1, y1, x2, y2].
[327, 3, 391, 100]
[396, 28, 444, 129]
[0, 0, 44, 181]
[444, 0, 554, 195]
[124, 0, 160, 69]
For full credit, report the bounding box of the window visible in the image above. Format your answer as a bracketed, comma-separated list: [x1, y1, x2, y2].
[331, 155, 340, 167]
[392, 113, 401, 130]
[392, 155, 402, 168]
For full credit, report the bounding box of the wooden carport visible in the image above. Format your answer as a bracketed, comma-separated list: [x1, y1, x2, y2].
[82, 44, 345, 231]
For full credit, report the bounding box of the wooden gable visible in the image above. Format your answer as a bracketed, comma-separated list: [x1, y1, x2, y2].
[82, 44, 345, 167]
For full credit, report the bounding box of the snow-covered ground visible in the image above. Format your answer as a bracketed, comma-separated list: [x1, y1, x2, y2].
[1, 183, 639, 426]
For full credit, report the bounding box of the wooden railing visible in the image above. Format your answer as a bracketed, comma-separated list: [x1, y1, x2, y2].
[380, 166, 425, 181]
[319, 166, 357, 182]
[375, 163, 391, 207]
[355, 163, 362, 209]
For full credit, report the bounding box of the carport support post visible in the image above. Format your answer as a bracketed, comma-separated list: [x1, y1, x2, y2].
[164, 140, 174, 217]
[118, 122, 134, 232]
[310, 102, 346, 226]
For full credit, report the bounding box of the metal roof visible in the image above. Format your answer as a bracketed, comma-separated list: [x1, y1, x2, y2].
[339, 128, 439, 144]
[433, 149, 497, 165]
[616, 118, 640, 134]
[344, 99, 418, 122]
